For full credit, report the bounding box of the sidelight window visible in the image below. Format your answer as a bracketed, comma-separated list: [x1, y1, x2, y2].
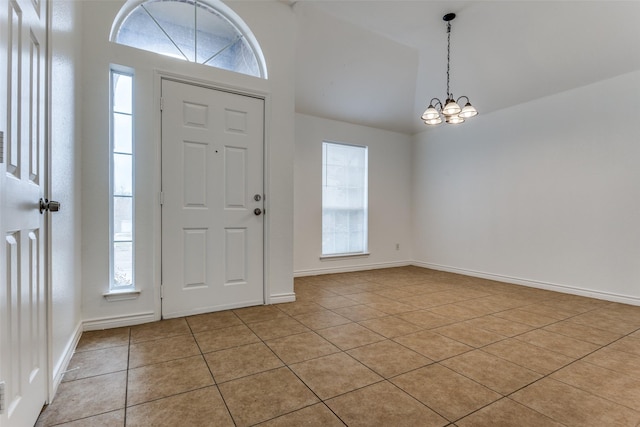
[110, 69, 135, 291]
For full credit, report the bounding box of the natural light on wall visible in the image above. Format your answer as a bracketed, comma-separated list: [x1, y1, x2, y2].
[110, 69, 135, 291]
[112, 0, 265, 78]
[322, 142, 369, 256]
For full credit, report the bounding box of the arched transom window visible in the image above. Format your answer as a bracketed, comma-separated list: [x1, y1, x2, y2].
[112, 0, 266, 78]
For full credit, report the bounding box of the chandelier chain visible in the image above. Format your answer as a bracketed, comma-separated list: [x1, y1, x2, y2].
[446, 21, 451, 98]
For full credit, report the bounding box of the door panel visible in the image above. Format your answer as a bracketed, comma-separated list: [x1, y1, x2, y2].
[0, 0, 48, 425]
[224, 228, 247, 284]
[183, 228, 207, 288]
[161, 79, 264, 318]
[224, 146, 247, 208]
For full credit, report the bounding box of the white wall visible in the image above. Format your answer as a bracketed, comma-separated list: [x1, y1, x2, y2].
[412, 70, 640, 304]
[294, 113, 413, 275]
[49, 0, 84, 391]
[81, 0, 296, 328]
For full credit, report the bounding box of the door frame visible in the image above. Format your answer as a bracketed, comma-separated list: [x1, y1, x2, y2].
[153, 70, 271, 319]
[44, 0, 53, 402]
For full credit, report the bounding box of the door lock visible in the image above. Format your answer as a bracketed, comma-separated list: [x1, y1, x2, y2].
[254, 208, 262, 216]
[254, 194, 262, 202]
[39, 198, 61, 214]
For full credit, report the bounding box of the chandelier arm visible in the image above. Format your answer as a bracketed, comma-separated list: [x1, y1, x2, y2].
[456, 95, 469, 104]
[430, 98, 443, 110]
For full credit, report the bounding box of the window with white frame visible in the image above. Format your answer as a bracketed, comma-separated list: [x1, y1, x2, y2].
[110, 69, 134, 291]
[322, 141, 369, 256]
[112, 0, 265, 78]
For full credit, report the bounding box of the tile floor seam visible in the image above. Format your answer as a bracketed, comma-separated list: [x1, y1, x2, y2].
[326, 377, 453, 424]
[124, 384, 217, 409]
[471, 333, 591, 376]
[239, 311, 440, 425]
[122, 327, 132, 426]
[515, 326, 640, 416]
[509, 375, 640, 423]
[387, 373, 463, 424]
[127, 352, 205, 369]
[46, 409, 123, 427]
[545, 371, 640, 416]
[190, 323, 238, 425]
[58, 368, 129, 384]
[395, 335, 477, 365]
[313, 376, 389, 402]
[72, 342, 130, 354]
[451, 395, 561, 426]
[501, 341, 620, 398]
[510, 330, 602, 357]
[318, 402, 350, 427]
[223, 310, 346, 423]
[381, 379, 453, 425]
[212, 364, 286, 386]
[247, 402, 346, 427]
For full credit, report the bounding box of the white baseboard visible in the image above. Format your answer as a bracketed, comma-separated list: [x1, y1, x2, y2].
[50, 320, 83, 401]
[83, 311, 157, 331]
[414, 261, 640, 306]
[294, 260, 412, 278]
[270, 293, 296, 304]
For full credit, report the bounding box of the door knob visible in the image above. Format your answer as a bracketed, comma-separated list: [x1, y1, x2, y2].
[39, 198, 61, 214]
[254, 208, 262, 216]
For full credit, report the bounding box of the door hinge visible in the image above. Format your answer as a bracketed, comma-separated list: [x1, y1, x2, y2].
[159, 192, 165, 205]
[0, 131, 4, 164]
[160, 284, 164, 299]
[0, 380, 5, 414]
[160, 97, 164, 111]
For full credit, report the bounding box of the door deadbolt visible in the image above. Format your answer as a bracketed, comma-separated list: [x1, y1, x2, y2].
[39, 198, 61, 214]
[254, 194, 262, 202]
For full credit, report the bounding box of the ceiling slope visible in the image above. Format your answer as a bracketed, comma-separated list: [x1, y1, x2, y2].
[293, 1, 640, 135]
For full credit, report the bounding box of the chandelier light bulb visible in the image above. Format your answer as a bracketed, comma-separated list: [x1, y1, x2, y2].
[446, 115, 465, 124]
[459, 102, 478, 118]
[421, 105, 440, 121]
[425, 117, 443, 125]
[443, 99, 461, 116]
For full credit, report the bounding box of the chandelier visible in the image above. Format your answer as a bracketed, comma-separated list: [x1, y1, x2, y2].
[421, 13, 477, 125]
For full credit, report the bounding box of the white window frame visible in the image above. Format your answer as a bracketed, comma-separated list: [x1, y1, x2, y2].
[321, 141, 369, 259]
[109, 0, 268, 79]
[108, 67, 136, 293]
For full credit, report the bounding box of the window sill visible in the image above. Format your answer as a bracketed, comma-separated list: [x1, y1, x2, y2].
[320, 253, 370, 261]
[103, 289, 141, 302]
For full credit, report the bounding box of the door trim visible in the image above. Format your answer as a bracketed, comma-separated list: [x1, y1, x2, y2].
[45, 0, 54, 402]
[154, 70, 271, 318]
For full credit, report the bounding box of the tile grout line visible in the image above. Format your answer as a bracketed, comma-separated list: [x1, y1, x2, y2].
[239, 303, 465, 426]
[235, 307, 351, 426]
[187, 315, 239, 427]
[123, 327, 131, 426]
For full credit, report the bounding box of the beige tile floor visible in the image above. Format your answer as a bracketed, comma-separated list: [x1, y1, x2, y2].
[37, 266, 640, 426]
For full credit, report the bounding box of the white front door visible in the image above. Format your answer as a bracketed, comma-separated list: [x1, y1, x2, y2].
[161, 79, 265, 318]
[0, 0, 48, 425]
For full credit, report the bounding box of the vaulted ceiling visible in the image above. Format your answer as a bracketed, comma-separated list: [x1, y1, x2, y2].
[291, 1, 640, 135]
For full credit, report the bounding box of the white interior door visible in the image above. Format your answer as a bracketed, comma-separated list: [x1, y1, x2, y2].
[161, 79, 265, 318]
[0, 0, 48, 425]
